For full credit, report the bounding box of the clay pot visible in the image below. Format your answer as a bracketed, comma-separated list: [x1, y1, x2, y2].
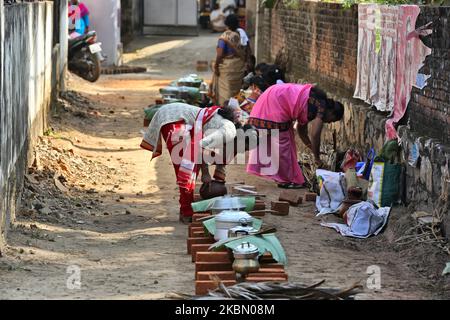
[338, 199, 363, 218]
[347, 187, 363, 200]
[199, 180, 228, 200]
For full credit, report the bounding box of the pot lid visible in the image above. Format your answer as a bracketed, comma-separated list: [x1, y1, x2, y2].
[216, 210, 253, 223]
[212, 196, 246, 210]
[229, 225, 258, 234]
[233, 242, 259, 255]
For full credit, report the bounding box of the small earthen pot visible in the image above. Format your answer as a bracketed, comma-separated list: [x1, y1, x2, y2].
[199, 180, 228, 200]
[347, 187, 363, 200]
[338, 199, 363, 219]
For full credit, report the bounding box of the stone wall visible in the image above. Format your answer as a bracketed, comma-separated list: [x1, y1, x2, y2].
[408, 6, 450, 144]
[258, 1, 450, 228]
[0, 1, 65, 251]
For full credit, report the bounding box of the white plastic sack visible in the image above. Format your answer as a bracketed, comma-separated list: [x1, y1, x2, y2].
[321, 201, 391, 238]
[367, 162, 384, 207]
[315, 169, 347, 216]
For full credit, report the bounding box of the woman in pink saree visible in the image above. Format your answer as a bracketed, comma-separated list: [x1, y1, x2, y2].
[247, 83, 344, 188]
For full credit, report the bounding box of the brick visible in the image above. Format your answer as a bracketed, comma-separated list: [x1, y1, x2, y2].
[195, 262, 233, 273]
[187, 237, 215, 254]
[271, 201, 290, 216]
[249, 210, 266, 217]
[260, 263, 285, 270]
[196, 252, 232, 263]
[253, 201, 266, 211]
[191, 244, 211, 262]
[189, 221, 203, 228]
[279, 190, 303, 206]
[191, 244, 227, 262]
[189, 226, 205, 238]
[305, 193, 317, 202]
[197, 271, 236, 281]
[192, 230, 208, 238]
[195, 280, 236, 295]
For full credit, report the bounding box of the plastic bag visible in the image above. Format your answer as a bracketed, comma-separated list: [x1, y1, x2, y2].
[322, 201, 390, 238]
[359, 148, 376, 180]
[368, 162, 401, 207]
[341, 149, 361, 172]
[315, 169, 347, 216]
[408, 139, 420, 168]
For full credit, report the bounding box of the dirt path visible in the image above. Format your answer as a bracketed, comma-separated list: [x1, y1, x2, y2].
[0, 34, 438, 300]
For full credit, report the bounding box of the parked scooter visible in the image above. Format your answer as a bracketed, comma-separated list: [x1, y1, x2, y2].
[68, 31, 104, 82]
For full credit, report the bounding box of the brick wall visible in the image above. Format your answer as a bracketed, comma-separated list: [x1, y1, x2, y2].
[263, 2, 358, 95]
[408, 6, 450, 144]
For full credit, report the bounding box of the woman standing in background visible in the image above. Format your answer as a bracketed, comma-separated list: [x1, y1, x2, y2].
[212, 14, 247, 106]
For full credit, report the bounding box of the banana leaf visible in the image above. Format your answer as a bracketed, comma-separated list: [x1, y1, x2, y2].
[191, 196, 256, 213]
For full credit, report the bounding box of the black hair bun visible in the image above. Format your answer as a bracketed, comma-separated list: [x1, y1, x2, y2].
[325, 98, 335, 109]
[217, 107, 235, 123]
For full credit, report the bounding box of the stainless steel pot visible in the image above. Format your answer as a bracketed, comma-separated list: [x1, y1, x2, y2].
[227, 222, 258, 239]
[232, 242, 260, 276]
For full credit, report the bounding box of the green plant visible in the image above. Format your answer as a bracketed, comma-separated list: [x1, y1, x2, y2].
[44, 128, 54, 136]
[283, 0, 301, 9]
[261, 0, 276, 8]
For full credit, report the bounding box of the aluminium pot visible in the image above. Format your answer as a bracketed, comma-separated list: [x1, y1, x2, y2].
[214, 210, 253, 241]
[228, 223, 258, 239]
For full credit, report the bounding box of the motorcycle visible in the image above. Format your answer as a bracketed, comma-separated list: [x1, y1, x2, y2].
[68, 31, 104, 82]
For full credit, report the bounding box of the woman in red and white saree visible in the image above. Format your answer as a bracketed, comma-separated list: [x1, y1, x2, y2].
[141, 103, 237, 224]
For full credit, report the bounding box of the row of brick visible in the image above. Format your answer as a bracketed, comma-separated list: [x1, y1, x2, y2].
[187, 211, 290, 295]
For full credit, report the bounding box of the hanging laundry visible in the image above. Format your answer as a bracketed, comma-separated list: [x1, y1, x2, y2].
[354, 4, 432, 139]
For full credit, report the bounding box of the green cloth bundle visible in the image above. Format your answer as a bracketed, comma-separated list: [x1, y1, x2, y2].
[144, 104, 163, 122]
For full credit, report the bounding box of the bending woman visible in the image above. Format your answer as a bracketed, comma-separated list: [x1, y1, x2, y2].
[141, 103, 237, 223]
[246, 84, 344, 189]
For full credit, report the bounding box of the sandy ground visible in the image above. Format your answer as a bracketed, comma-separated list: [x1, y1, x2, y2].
[0, 33, 445, 300]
